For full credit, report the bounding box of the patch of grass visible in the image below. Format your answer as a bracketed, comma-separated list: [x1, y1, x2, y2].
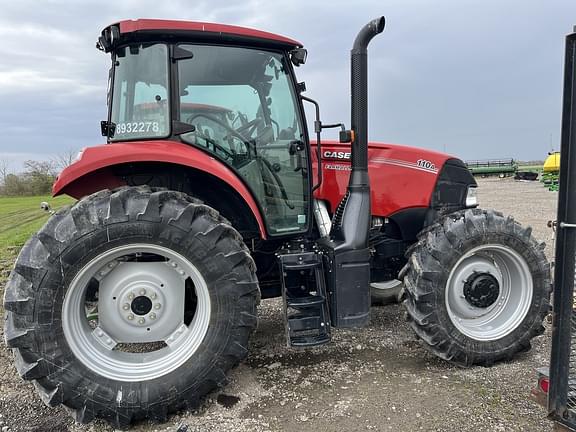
[0, 195, 75, 261]
[0, 195, 74, 307]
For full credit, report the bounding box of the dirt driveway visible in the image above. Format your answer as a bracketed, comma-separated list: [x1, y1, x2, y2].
[0, 178, 558, 431]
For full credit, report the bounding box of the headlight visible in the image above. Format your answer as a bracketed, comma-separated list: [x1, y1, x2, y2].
[371, 217, 384, 229]
[465, 186, 478, 207]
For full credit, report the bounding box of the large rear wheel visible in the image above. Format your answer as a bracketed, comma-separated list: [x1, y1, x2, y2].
[3, 187, 259, 426]
[402, 208, 550, 366]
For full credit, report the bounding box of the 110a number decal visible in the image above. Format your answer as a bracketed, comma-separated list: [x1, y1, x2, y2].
[416, 159, 436, 171]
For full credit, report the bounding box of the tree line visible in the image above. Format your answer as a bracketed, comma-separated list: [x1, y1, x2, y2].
[0, 151, 76, 196]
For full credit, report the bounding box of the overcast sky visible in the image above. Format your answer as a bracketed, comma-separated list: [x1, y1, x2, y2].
[0, 0, 574, 172]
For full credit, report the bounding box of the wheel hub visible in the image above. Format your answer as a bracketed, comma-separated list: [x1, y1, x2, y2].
[98, 261, 186, 342]
[131, 295, 153, 315]
[445, 244, 533, 341]
[463, 272, 500, 308]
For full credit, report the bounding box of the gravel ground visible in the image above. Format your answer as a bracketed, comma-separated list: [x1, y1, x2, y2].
[0, 178, 559, 432]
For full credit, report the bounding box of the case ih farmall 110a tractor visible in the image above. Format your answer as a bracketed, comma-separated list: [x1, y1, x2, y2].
[4, 17, 551, 426]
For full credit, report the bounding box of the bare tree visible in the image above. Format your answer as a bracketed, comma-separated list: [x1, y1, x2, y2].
[0, 159, 10, 185]
[24, 160, 57, 177]
[23, 160, 57, 195]
[52, 149, 78, 172]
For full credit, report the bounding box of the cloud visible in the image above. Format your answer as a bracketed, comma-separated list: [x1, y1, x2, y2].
[0, 69, 100, 96]
[0, 22, 72, 42]
[0, 0, 575, 163]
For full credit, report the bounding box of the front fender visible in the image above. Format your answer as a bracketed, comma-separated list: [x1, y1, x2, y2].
[53, 141, 267, 238]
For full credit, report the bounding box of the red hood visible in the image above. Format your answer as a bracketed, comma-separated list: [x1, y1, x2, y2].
[313, 140, 454, 217]
[321, 139, 452, 159]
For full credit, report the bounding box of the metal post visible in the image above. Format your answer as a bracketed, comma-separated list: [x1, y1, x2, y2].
[549, 28, 576, 428]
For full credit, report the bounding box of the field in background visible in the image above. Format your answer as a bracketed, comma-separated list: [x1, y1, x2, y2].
[0, 195, 74, 261]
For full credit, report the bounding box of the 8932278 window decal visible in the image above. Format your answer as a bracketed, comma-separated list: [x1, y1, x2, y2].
[115, 121, 161, 135]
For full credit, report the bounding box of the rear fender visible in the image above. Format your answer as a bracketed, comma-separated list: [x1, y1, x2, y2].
[53, 141, 267, 238]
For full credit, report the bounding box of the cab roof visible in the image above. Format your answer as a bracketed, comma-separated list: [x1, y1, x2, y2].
[111, 19, 303, 49]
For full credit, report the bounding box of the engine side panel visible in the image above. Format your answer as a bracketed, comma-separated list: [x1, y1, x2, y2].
[313, 140, 452, 216]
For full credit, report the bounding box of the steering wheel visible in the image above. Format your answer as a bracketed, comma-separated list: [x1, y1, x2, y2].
[186, 113, 292, 208]
[186, 113, 255, 151]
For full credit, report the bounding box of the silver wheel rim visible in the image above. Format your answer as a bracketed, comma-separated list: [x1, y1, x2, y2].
[445, 244, 533, 341]
[62, 244, 211, 381]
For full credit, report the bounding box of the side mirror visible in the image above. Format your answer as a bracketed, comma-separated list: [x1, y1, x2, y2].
[290, 48, 307, 66]
[97, 25, 120, 52]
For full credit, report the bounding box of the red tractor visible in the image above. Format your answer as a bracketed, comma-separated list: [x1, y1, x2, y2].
[4, 17, 551, 426]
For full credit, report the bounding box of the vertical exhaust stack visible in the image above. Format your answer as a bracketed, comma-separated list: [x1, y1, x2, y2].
[331, 16, 385, 248]
[322, 17, 385, 328]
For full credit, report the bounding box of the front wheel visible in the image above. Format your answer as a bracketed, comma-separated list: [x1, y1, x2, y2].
[3, 187, 259, 426]
[402, 209, 550, 366]
[370, 280, 403, 305]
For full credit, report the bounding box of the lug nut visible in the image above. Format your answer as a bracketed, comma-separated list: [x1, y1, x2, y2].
[151, 293, 157, 299]
[150, 313, 156, 320]
[127, 314, 134, 320]
[139, 289, 146, 296]
[128, 293, 135, 300]
[154, 303, 161, 310]
[171, 262, 177, 267]
[138, 318, 145, 324]
[178, 270, 185, 276]
[96, 329, 104, 337]
[122, 303, 130, 310]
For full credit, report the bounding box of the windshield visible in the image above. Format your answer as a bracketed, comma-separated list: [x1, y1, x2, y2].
[110, 43, 170, 141]
[178, 45, 309, 235]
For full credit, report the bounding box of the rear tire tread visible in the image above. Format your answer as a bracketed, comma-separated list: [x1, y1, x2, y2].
[3, 186, 259, 426]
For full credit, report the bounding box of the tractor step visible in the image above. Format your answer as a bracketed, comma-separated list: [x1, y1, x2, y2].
[278, 251, 331, 348]
[287, 312, 321, 331]
[291, 334, 331, 347]
[287, 295, 325, 307]
[282, 262, 321, 270]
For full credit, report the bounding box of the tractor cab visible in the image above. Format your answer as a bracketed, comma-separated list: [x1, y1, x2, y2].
[99, 20, 311, 235]
[95, 18, 385, 339]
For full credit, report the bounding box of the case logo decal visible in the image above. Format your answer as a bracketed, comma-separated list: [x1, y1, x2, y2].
[323, 150, 351, 160]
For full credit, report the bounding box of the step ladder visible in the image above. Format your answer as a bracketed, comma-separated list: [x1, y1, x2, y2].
[278, 251, 331, 347]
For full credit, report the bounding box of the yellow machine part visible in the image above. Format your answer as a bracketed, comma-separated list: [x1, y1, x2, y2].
[543, 152, 560, 172]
